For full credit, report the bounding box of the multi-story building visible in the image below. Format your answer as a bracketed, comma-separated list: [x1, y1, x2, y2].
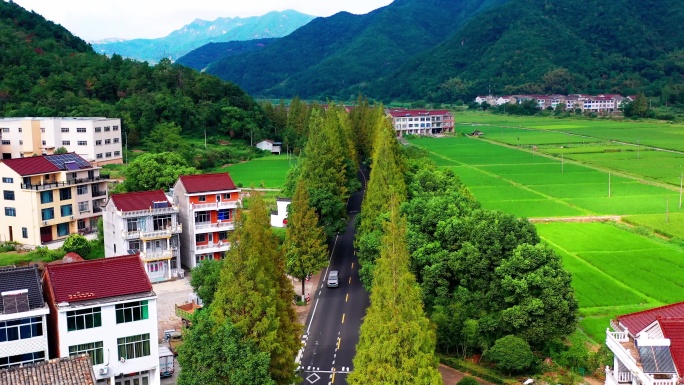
[172, 173, 241, 269]
[43, 255, 160, 385]
[0, 354, 97, 385]
[0, 266, 49, 370]
[605, 302, 684, 385]
[103, 190, 182, 282]
[0, 153, 108, 246]
[386, 109, 455, 137]
[0, 117, 123, 166]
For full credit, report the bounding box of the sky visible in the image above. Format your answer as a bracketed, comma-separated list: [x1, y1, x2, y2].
[12, 0, 394, 41]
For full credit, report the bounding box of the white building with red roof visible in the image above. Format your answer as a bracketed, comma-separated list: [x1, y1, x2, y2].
[0, 153, 108, 247]
[606, 302, 684, 385]
[172, 173, 241, 269]
[386, 109, 454, 137]
[42, 255, 159, 385]
[103, 190, 182, 282]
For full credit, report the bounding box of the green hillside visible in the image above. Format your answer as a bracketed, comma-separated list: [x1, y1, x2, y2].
[176, 38, 276, 71]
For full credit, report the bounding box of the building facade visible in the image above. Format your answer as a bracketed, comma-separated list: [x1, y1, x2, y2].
[43, 255, 160, 385]
[0, 153, 108, 246]
[0, 266, 49, 370]
[172, 173, 241, 269]
[386, 109, 455, 137]
[0, 117, 123, 166]
[103, 190, 182, 282]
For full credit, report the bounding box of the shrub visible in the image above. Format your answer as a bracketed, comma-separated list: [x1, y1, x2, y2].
[62, 234, 91, 258]
[0, 242, 18, 252]
[458, 376, 480, 385]
[483, 335, 536, 375]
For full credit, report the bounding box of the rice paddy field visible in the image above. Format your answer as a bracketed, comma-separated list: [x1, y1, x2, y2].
[216, 154, 295, 189]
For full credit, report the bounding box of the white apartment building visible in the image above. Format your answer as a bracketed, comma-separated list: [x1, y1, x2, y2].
[386, 109, 455, 137]
[103, 190, 182, 283]
[0, 266, 49, 370]
[0, 117, 123, 166]
[43, 255, 160, 385]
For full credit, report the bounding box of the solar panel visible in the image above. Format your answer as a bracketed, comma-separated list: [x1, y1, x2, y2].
[2, 292, 30, 314]
[45, 153, 91, 170]
[638, 345, 676, 374]
[65, 162, 80, 171]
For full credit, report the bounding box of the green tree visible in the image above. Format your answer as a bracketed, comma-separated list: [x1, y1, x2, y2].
[177, 311, 275, 385]
[624, 93, 649, 118]
[121, 152, 199, 192]
[483, 335, 535, 375]
[190, 259, 223, 307]
[284, 180, 328, 300]
[211, 192, 302, 384]
[62, 234, 91, 258]
[349, 201, 441, 385]
[145, 121, 192, 156]
[54, 146, 68, 154]
[457, 376, 480, 385]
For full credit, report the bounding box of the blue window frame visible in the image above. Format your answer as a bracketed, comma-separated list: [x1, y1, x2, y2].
[40, 191, 53, 204]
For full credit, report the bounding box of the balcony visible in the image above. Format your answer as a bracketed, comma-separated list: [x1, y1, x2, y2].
[122, 224, 182, 240]
[140, 249, 173, 261]
[195, 221, 234, 232]
[195, 242, 230, 254]
[120, 206, 179, 218]
[190, 201, 239, 211]
[92, 191, 107, 198]
[21, 176, 108, 190]
[605, 328, 679, 385]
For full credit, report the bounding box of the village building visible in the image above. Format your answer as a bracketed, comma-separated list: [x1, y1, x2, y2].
[0, 354, 96, 385]
[386, 109, 455, 137]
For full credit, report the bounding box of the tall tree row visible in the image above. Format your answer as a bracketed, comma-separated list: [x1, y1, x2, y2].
[349, 201, 442, 385]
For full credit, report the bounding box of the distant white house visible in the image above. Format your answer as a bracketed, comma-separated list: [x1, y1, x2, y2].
[256, 140, 282, 154]
[270, 198, 291, 228]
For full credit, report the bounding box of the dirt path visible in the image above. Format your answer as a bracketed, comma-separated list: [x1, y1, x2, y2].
[529, 215, 621, 223]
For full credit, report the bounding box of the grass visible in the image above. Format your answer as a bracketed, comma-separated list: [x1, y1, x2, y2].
[536, 222, 684, 342]
[216, 154, 296, 189]
[624, 213, 684, 239]
[0, 251, 39, 266]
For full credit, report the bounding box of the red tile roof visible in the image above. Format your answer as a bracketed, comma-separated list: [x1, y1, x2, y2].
[0, 354, 96, 385]
[618, 302, 684, 335]
[1, 156, 60, 176]
[659, 317, 684, 376]
[110, 190, 170, 212]
[178, 173, 238, 194]
[44, 254, 152, 303]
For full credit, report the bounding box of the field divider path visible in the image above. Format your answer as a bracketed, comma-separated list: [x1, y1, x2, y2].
[539, 235, 659, 305]
[411, 140, 596, 216]
[467, 126, 684, 193]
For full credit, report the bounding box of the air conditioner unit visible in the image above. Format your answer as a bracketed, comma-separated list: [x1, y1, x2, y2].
[98, 366, 109, 375]
[43, 221, 48, 225]
[119, 357, 126, 363]
[70, 216, 74, 220]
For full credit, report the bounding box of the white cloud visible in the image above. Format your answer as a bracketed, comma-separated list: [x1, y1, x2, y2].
[11, 0, 394, 40]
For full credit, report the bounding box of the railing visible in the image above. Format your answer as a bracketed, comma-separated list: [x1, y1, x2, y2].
[653, 379, 678, 385]
[608, 329, 629, 342]
[120, 206, 179, 218]
[21, 176, 108, 190]
[191, 201, 239, 210]
[92, 207, 102, 213]
[195, 242, 230, 252]
[92, 191, 107, 197]
[618, 372, 632, 383]
[195, 221, 234, 231]
[122, 225, 182, 240]
[140, 249, 172, 261]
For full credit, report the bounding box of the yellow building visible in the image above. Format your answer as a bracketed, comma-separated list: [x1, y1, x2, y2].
[0, 153, 108, 246]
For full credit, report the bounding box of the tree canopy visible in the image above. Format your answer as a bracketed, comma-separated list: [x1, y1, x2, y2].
[117, 152, 199, 193]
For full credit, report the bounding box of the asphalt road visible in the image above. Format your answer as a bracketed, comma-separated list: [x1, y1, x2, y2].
[297, 169, 369, 385]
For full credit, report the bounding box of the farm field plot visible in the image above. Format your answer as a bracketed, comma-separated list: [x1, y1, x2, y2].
[409, 137, 683, 220]
[537, 222, 684, 342]
[624, 213, 684, 239]
[217, 155, 294, 189]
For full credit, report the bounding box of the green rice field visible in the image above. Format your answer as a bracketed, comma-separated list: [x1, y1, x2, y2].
[217, 154, 295, 189]
[536, 222, 684, 342]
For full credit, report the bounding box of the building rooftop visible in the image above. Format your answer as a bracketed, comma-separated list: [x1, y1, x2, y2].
[178, 173, 238, 194]
[388, 109, 451, 118]
[0, 354, 96, 385]
[110, 190, 171, 212]
[44, 255, 152, 304]
[1, 153, 92, 176]
[0, 265, 45, 314]
[617, 302, 684, 336]
[659, 317, 684, 376]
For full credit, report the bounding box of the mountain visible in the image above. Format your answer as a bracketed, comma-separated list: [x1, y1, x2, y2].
[176, 38, 276, 71]
[92, 10, 314, 63]
[204, 0, 510, 99]
[372, 0, 684, 102]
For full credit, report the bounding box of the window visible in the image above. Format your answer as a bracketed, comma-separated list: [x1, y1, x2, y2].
[21, 227, 27, 238]
[67, 307, 102, 331]
[77, 185, 88, 195]
[42, 140, 46, 145]
[114, 138, 120, 143]
[218, 231, 228, 241]
[4, 208, 16, 217]
[198, 196, 206, 202]
[57, 223, 69, 237]
[95, 140, 102, 146]
[0, 141, 9, 145]
[0, 351, 45, 369]
[77, 219, 85, 230]
[117, 333, 150, 360]
[114, 151, 121, 156]
[0, 128, 7, 133]
[96, 153, 103, 159]
[105, 139, 111, 145]
[126, 219, 139, 232]
[60, 188, 71, 201]
[115, 301, 149, 324]
[77, 127, 86, 133]
[77, 141, 87, 146]
[217, 209, 230, 221]
[95, 127, 101, 133]
[41, 208, 54, 221]
[18, 140, 22, 145]
[195, 254, 212, 264]
[60, 204, 73, 217]
[78, 201, 90, 213]
[129, 240, 141, 250]
[113, 125, 119, 131]
[40, 127, 45, 133]
[105, 152, 112, 158]
[61, 127, 70, 133]
[62, 140, 70, 146]
[195, 234, 206, 243]
[40, 191, 53, 204]
[195, 211, 209, 223]
[222, 193, 231, 200]
[104, 126, 110, 132]
[3, 191, 14, 200]
[0, 317, 43, 342]
[69, 341, 103, 365]
[1, 178, 12, 184]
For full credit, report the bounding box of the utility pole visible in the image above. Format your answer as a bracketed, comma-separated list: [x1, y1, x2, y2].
[204, 129, 207, 149]
[680, 173, 683, 208]
[608, 173, 611, 197]
[124, 132, 128, 164]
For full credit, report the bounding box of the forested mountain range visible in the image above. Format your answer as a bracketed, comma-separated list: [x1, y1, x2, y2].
[203, 0, 509, 100]
[199, 0, 684, 103]
[176, 38, 275, 70]
[92, 10, 314, 63]
[0, 1, 274, 144]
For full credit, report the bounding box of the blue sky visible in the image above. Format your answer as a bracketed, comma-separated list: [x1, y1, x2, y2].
[12, 0, 394, 41]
